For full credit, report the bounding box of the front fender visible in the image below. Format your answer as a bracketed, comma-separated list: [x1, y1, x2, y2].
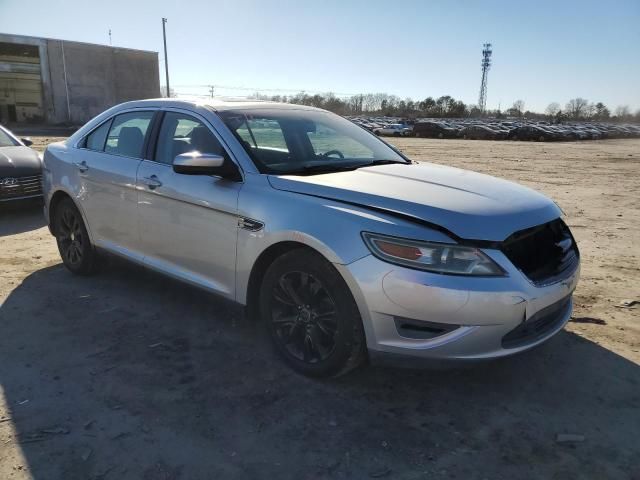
[234, 174, 456, 304]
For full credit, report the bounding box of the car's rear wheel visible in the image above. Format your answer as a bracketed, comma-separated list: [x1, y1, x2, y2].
[259, 249, 366, 377]
[53, 198, 98, 275]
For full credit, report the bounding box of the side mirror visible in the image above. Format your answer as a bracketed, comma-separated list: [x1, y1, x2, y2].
[21, 137, 33, 147]
[172, 151, 241, 181]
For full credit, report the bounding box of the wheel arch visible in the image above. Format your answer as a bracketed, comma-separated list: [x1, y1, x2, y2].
[244, 241, 329, 321]
[48, 189, 94, 243]
[48, 190, 74, 235]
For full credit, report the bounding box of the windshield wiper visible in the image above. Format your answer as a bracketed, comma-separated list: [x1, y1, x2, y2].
[282, 160, 408, 176]
[365, 159, 409, 166]
[284, 164, 364, 175]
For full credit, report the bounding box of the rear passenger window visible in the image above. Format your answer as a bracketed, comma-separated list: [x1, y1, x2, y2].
[84, 120, 112, 151]
[155, 112, 225, 165]
[105, 111, 154, 158]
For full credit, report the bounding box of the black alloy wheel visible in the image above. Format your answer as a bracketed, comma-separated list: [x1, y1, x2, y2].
[54, 198, 97, 275]
[270, 270, 338, 364]
[259, 249, 366, 377]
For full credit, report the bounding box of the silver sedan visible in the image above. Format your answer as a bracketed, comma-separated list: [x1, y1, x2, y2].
[42, 99, 580, 377]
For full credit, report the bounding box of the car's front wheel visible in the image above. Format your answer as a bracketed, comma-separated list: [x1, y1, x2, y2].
[259, 249, 366, 377]
[53, 198, 98, 275]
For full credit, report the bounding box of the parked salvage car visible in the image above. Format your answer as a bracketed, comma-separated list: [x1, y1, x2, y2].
[509, 125, 557, 142]
[460, 125, 508, 140]
[413, 121, 458, 139]
[373, 123, 412, 136]
[0, 124, 43, 203]
[43, 99, 580, 377]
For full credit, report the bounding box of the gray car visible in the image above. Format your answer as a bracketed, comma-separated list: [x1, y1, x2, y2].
[0, 124, 42, 203]
[42, 99, 580, 377]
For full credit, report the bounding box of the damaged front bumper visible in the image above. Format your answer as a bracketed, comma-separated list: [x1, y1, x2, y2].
[335, 248, 580, 365]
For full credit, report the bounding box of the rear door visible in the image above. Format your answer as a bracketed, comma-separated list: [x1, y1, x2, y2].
[136, 110, 242, 299]
[75, 110, 155, 258]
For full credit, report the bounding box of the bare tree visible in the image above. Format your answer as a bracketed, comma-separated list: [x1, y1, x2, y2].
[419, 97, 436, 112]
[594, 102, 610, 120]
[512, 100, 525, 117]
[565, 98, 589, 119]
[545, 102, 560, 117]
[615, 105, 631, 119]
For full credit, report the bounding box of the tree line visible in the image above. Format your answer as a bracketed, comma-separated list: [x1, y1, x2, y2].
[249, 91, 640, 123]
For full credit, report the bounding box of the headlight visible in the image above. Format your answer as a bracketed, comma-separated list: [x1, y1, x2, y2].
[362, 232, 506, 276]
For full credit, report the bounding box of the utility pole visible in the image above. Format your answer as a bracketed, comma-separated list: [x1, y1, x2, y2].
[478, 43, 492, 113]
[162, 18, 170, 98]
[108, 29, 112, 46]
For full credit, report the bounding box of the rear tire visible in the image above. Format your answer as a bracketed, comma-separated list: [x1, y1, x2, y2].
[53, 198, 98, 275]
[259, 249, 366, 377]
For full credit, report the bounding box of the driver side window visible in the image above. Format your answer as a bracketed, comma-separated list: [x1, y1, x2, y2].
[155, 112, 225, 165]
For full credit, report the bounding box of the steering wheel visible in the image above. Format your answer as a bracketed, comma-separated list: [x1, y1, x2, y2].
[322, 149, 345, 159]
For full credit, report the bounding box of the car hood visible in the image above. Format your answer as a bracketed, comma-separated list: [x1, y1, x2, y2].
[0, 146, 41, 177]
[268, 162, 561, 241]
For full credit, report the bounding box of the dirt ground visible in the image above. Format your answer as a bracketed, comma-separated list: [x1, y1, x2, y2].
[0, 137, 638, 479]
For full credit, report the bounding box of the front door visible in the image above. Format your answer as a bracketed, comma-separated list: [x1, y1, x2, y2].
[136, 110, 241, 299]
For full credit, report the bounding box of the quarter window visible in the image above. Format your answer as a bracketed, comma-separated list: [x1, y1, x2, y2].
[104, 111, 154, 158]
[155, 112, 225, 165]
[84, 120, 112, 151]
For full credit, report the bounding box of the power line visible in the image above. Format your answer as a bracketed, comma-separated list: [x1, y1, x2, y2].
[171, 84, 359, 97]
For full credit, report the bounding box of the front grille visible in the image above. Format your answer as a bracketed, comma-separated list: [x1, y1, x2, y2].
[0, 174, 43, 200]
[501, 218, 579, 285]
[502, 295, 571, 349]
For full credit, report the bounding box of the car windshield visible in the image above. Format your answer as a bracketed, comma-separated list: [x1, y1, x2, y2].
[218, 108, 408, 175]
[0, 128, 19, 147]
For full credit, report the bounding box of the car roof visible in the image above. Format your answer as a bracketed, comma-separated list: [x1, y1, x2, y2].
[112, 97, 325, 113]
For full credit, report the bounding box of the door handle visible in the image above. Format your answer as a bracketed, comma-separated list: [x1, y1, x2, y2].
[142, 175, 163, 189]
[73, 161, 89, 173]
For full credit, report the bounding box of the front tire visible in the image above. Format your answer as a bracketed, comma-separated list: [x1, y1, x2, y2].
[53, 198, 98, 275]
[259, 249, 366, 377]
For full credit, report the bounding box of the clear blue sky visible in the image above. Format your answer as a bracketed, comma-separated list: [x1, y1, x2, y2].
[1, 0, 639, 112]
